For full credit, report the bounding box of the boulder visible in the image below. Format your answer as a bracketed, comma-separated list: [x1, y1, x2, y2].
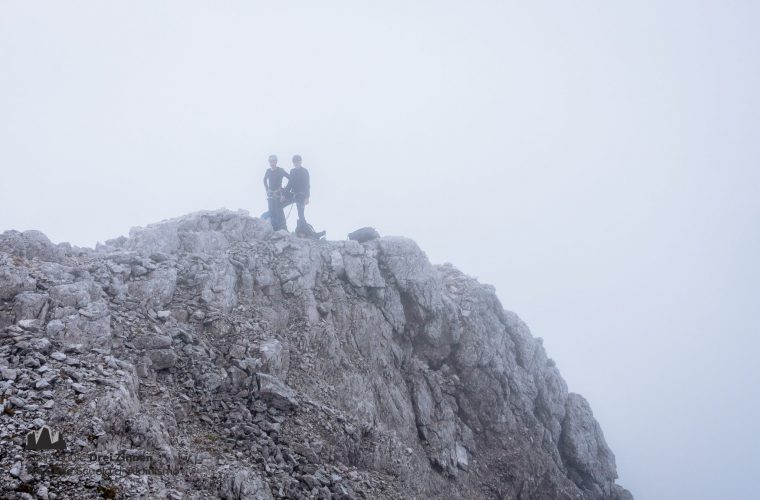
[256, 373, 299, 411]
[148, 349, 178, 370]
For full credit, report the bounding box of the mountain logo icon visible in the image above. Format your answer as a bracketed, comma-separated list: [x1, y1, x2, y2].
[24, 426, 66, 451]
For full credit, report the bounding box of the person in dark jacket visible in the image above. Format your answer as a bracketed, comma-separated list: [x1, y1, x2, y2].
[263, 154, 289, 231]
[284, 154, 310, 223]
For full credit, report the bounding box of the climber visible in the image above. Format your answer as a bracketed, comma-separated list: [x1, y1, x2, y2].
[263, 154, 289, 231]
[283, 154, 310, 223]
[281, 154, 325, 239]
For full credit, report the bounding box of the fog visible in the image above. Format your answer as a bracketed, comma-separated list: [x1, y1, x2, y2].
[2, 2, 759, 498]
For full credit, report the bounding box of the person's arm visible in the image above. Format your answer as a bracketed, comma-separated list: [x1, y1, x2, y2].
[283, 169, 292, 193]
[263, 170, 270, 192]
[304, 169, 310, 199]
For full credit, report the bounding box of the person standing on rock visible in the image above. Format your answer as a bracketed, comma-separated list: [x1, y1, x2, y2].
[284, 154, 310, 224]
[263, 154, 289, 231]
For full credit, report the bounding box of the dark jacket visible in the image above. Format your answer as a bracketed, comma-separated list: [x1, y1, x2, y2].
[263, 167, 289, 192]
[286, 167, 310, 197]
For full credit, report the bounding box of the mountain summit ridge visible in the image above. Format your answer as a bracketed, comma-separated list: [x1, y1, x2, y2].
[0, 209, 632, 499]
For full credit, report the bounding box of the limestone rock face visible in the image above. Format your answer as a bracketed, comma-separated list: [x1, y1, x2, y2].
[0, 209, 631, 499]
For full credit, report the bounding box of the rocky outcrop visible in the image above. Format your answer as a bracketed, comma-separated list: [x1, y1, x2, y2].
[0, 209, 631, 499]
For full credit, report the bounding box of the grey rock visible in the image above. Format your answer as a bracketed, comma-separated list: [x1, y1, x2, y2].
[9, 396, 26, 407]
[228, 365, 250, 390]
[257, 339, 288, 379]
[0, 209, 630, 500]
[301, 474, 320, 489]
[13, 292, 49, 320]
[9, 461, 21, 478]
[0, 255, 36, 300]
[134, 334, 173, 350]
[18, 319, 40, 331]
[256, 373, 299, 411]
[78, 300, 109, 320]
[46, 319, 65, 337]
[30, 337, 52, 353]
[2, 367, 18, 381]
[128, 267, 177, 308]
[149, 348, 178, 370]
[220, 469, 273, 500]
[71, 382, 88, 394]
[0, 229, 64, 262]
[560, 393, 618, 494]
[36, 485, 49, 500]
[50, 281, 93, 308]
[455, 443, 468, 470]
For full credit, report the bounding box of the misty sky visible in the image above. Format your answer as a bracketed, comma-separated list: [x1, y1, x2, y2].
[2, 2, 759, 498]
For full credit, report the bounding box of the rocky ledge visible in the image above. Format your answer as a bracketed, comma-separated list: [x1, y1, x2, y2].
[0, 209, 632, 499]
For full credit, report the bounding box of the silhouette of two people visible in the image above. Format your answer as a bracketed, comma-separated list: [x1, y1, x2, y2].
[263, 154, 320, 237]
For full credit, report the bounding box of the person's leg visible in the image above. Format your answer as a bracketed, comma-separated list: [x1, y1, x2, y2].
[267, 196, 278, 228]
[269, 196, 283, 231]
[296, 194, 306, 222]
[276, 202, 287, 231]
[267, 197, 275, 216]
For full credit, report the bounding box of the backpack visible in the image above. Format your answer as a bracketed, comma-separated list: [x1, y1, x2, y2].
[295, 219, 326, 240]
[348, 227, 380, 243]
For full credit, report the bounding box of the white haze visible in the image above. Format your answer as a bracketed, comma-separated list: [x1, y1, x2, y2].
[1, 2, 759, 499]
